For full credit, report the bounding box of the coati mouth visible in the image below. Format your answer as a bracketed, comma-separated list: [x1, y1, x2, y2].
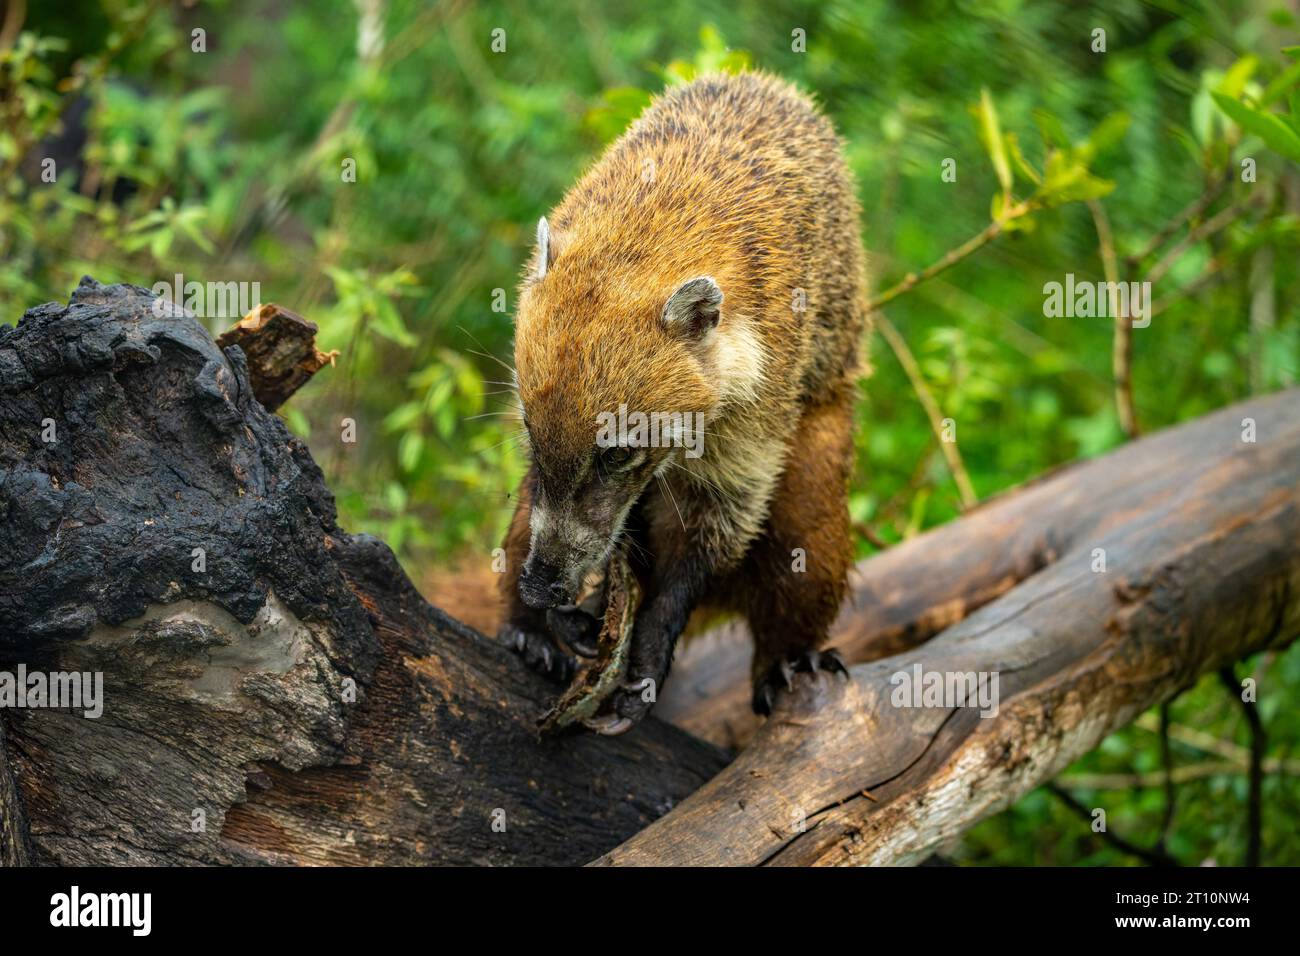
[522, 471, 651, 611]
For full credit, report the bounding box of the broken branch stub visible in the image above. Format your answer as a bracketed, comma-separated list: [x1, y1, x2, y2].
[215, 303, 337, 411]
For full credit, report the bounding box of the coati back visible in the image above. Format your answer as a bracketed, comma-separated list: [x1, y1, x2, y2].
[500, 71, 868, 732]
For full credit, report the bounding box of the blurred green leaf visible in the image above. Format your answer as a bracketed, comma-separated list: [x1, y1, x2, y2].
[973, 88, 1013, 200]
[1211, 90, 1300, 160]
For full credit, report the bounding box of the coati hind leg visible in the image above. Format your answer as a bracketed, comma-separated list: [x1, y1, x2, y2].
[741, 392, 856, 715]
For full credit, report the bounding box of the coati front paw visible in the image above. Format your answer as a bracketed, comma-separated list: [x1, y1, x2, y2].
[499, 623, 576, 683]
[584, 675, 658, 736]
[544, 604, 602, 659]
[752, 647, 850, 715]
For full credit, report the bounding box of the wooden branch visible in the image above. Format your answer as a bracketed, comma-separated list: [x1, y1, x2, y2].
[215, 303, 337, 411]
[0, 279, 725, 866]
[658, 388, 1300, 749]
[5, 278, 1297, 869]
[615, 388, 1300, 865]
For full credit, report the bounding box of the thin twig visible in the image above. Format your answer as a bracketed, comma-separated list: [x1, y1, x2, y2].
[1088, 199, 1138, 439]
[1057, 757, 1300, 790]
[865, 200, 1035, 312]
[852, 520, 891, 551]
[1134, 712, 1251, 763]
[1125, 174, 1228, 271]
[860, 201, 1045, 512]
[1219, 666, 1265, 866]
[1156, 702, 1176, 848]
[867, 447, 941, 538]
[0, 0, 25, 52]
[1046, 783, 1180, 867]
[1150, 256, 1229, 317]
[874, 316, 978, 509]
[1146, 198, 1259, 287]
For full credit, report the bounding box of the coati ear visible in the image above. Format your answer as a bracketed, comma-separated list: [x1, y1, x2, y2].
[533, 217, 554, 281]
[661, 276, 724, 339]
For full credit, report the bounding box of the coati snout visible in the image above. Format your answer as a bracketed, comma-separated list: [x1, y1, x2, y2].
[516, 555, 567, 609]
[517, 431, 666, 609]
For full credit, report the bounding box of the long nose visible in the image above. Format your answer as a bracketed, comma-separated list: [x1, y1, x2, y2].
[519, 557, 569, 609]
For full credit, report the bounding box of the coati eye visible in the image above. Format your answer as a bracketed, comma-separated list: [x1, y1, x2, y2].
[598, 445, 637, 473]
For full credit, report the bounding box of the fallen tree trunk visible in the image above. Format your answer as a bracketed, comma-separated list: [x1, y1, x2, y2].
[658, 387, 1300, 749]
[602, 387, 1300, 865]
[0, 279, 725, 865]
[2, 278, 1296, 867]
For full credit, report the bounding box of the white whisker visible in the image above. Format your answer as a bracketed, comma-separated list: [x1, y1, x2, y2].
[656, 473, 686, 532]
[666, 460, 740, 507]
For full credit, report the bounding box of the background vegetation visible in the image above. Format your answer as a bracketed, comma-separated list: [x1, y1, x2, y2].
[2, 0, 1297, 865]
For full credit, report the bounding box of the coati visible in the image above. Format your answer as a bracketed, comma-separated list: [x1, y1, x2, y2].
[499, 71, 868, 734]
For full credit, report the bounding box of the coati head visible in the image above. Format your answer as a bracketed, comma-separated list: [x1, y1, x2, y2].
[510, 216, 755, 609]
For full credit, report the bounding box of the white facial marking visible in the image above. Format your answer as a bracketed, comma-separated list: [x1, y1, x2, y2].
[712, 316, 766, 404]
[528, 501, 551, 538]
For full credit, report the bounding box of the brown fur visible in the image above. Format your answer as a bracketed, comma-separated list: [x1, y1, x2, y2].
[499, 71, 869, 717]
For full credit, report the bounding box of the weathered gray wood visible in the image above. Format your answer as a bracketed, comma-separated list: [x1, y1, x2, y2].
[601, 388, 1300, 865]
[659, 386, 1300, 749]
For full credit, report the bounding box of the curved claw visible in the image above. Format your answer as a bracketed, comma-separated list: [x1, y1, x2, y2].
[583, 713, 635, 736]
[751, 645, 850, 716]
[499, 624, 575, 683]
[569, 638, 599, 659]
[546, 604, 602, 658]
[822, 648, 850, 678]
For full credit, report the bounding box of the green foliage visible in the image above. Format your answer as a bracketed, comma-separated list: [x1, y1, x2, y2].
[1210, 50, 1300, 161]
[2, 0, 1298, 865]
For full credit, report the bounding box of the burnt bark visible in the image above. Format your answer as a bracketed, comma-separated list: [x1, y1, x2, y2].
[0, 278, 725, 865]
[0, 721, 31, 865]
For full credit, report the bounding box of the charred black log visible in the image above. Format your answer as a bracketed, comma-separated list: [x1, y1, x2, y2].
[0, 278, 726, 866]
